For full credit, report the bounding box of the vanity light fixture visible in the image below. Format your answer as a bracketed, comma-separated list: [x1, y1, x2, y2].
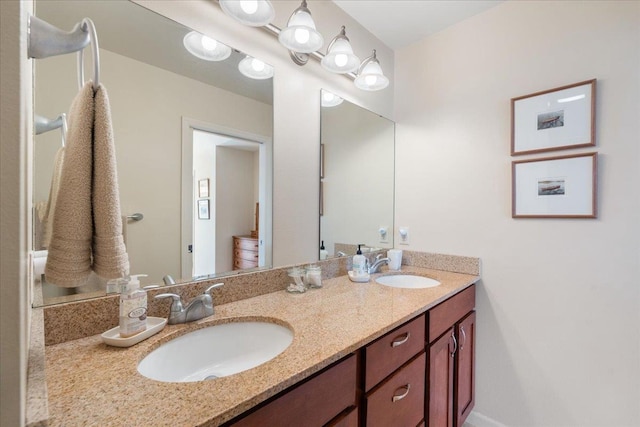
[219, 0, 275, 27]
[183, 31, 231, 61]
[354, 50, 389, 91]
[321, 91, 344, 107]
[321, 26, 360, 74]
[278, 0, 324, 54]
[238, 55, 274, 79]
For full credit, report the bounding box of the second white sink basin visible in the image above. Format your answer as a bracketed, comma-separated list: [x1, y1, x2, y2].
[137, 320, 293, 383]
[375, 274, 441, 289]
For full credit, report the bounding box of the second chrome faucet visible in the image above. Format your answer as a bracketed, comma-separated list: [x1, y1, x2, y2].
[155, 283, 223, 324]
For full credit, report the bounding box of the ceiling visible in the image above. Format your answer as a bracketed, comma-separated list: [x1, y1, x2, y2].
[332, 0, 504, 49]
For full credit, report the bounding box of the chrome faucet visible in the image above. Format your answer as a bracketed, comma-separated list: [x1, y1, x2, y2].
[368, 255, 390, 274]
[155, 283, 223, 325]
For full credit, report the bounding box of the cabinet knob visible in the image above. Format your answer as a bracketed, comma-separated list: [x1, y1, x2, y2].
[390, 332, 410, 348]
[391, 384, 411, 402]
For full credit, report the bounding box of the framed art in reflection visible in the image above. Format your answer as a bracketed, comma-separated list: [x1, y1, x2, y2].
[198, 199, 210, 220]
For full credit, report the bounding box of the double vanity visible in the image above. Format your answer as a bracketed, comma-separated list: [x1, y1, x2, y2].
[34, 252, 480, 427]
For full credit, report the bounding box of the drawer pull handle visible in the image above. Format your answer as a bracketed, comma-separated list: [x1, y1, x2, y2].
[392, 384, 411, 402]
[451, 331, 458, 357]
[391, 332, 410, 347]
[460, 325, 467, 351]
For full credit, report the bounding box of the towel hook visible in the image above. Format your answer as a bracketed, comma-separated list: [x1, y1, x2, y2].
[77, 18, 100, 91]
[34, 113, 68, 147]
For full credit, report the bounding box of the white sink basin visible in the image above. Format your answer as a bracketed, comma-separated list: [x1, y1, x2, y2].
[375, 274, 441, 289]
[137, 321, 293, 383]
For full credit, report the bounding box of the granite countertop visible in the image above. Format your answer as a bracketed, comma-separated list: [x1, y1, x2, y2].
[44, 266, 479, 426]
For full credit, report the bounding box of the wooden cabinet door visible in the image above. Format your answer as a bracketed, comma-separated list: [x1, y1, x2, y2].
[428, 328, 455, 427]
[455, 311, 475, 427]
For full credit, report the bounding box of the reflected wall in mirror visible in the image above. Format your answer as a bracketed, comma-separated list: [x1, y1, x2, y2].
[319, 90, 395, 258]
[33, 0, 273, 305]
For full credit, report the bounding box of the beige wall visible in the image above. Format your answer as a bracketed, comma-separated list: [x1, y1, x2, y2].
[395, 1, 640, 425]
[1, 1, 32, 426]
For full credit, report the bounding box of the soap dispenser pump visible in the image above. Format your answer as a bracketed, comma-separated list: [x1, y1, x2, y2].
[119, 274, 148, 338]
[352, 244, 367, 277]
[320, 240, 328, 260]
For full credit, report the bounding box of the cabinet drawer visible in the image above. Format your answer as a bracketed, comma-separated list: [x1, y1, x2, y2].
[429, 285, 475, 343]
[231, 354, 357, 427]
[364, 314, 425, 391]
[234, 236, 259, 250]
[366, 352, 426, 427]
[234, 258, 258, 270]
[234, 248, 259, 261]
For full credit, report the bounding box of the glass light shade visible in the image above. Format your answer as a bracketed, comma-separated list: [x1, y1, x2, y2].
[321, 27, 360, 74]
[278, 1, 323, 53]
[183, 31, 231, 61]
[354, 50, 389, 91]
[238, 55, 274, 80]
[321, 91, 344, 107]
[219, 0, 275, 27]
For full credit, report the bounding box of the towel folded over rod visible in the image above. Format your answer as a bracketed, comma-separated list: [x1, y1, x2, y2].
[45, 82, 129, 287]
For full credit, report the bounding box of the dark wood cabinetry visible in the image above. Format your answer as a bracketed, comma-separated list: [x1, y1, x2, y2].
[232, 235, 259, 270]
[228, 285, 476, 427]
[230, 354, 357, 427]
[428, 285, 476, 427]
[365, 352, 426, 427]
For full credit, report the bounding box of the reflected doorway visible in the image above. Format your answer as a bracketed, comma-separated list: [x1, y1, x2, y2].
[181, 118, 272, 279]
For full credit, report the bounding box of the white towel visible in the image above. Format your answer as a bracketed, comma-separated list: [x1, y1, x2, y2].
[45, 82, 129, 287]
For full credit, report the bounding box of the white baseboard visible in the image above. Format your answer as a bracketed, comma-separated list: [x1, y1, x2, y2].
[463, 411, 508, 427]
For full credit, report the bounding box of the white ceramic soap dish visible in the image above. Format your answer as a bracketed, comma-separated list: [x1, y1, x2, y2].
[101, 317, 167, 348]
[348, 271, 370, 283]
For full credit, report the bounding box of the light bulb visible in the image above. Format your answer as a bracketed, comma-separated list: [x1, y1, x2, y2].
[251, 58, 265, 72]
[201, 36, 217, 51]
[334, 53, 348, 68]
[240, 0, 258, 15]
[294, 28, 310, 44]
[365, 75, 378, 86]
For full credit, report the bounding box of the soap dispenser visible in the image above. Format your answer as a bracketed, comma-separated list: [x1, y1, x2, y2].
[119, 274, 148, 338]
[352, 244, 367, 277]
[320, 240, 328, 260]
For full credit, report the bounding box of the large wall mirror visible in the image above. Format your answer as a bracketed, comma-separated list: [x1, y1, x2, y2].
[320, 90, 395, 257]
[33, 0, 273, 305]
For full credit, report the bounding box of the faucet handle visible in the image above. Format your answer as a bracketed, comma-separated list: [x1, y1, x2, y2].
[155, 293, 184, 312]
[204, 283, 224, 296]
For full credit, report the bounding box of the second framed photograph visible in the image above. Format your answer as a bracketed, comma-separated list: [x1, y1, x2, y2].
[512, 152, 597, 218]
[197, 199, 210, 220]
[511, 79, 596, 155]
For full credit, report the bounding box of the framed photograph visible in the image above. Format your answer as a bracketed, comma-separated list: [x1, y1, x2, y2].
[197, 199, 210, 220]
[198, 178, 209, 198]
[512, 152, 597, 218]
[511, 79, 596, 155]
